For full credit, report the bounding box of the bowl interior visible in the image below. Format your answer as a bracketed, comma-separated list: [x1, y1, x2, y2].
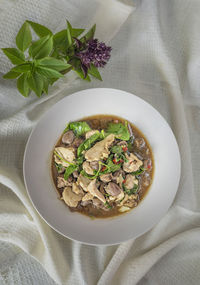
[24, 88, 181, 245]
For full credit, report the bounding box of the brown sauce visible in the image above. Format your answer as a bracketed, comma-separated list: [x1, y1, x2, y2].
[51, 115, 154, 218]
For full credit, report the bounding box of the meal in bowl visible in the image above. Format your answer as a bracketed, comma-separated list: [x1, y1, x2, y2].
[52, 115, 153, 218]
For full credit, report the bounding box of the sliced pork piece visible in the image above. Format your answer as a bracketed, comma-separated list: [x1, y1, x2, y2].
[62, 186, 83, 207]
[62, 130, 75, 145]
[87, 179, 106, 203]
[54, 147, 75, 167]
[77, 174, 91, 191]
[123, 153, 143, 173]
[72, 182, 84, 195]
[100, 173, 113, 183]
[124, 174, 138, 190]
[57, 176, 72, 188]
[84, 134, 115, 161]
[90, 161, 99, 171]
[82, 161, 95, 175]
[105, 182, 121, 196]
[85, 130, 99, 139]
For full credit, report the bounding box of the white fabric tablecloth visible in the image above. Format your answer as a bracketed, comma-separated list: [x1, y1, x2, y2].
[0, 0, 200, 284]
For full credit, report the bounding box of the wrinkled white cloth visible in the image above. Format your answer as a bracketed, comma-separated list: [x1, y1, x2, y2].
[0, 0, 200, 284]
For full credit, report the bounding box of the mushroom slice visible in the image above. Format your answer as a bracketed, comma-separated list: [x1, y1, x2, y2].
[90, 161, 99, 171]
[87, 179, 106, 203]
[77, 174, 91, 191]
[62, 130, 75, 145]
[119, 206, 130, 213]
[62, 187, 82, 207]
[54, 147, 75, 167]
[72, 182, 84, 195]
[82, 192, 93, 201]
[57, 176, 72, 188]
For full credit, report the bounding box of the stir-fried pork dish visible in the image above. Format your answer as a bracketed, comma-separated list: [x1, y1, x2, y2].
[52, 115, 153, 218]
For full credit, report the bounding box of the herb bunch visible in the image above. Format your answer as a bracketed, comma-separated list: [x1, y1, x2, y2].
[2, 20, 112, 98]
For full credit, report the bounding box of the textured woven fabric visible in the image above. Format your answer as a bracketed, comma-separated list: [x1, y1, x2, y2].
[0, 0, 200, 284]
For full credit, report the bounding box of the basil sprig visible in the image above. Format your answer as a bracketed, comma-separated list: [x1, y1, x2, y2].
[2, 20, 110, 98]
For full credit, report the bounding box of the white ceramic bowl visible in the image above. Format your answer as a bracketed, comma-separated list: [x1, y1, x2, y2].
[23, 88, 181, 245]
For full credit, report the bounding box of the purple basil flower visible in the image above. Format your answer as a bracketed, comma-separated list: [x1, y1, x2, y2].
[76, 39, 112, 68]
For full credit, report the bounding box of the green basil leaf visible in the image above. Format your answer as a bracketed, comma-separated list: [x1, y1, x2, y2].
[53, 29, 68, 48]
[49, 77, 59, 85]
[3, 70, 21, 79]
[106, 157, 121, 173]
[123, 184, 138, 195]
[2, 48, 25, 65]
[76, 155, 84, 165]
[29, 35, 53, 59]
[37, 57, 71, 71]
[65, 20, 85, 38]
[16, 22, 32, 52]
[64, 164, 78, 180]
[17, 73, 30, 97]
[99, 129, 105, 139]
[53, 28, 72, 51]
[77, 132, 100, 157]
[104, 201, 112, 209]
[88, 64, 102, 81]
[81, 24, 96, 42]
[66, 20, 72, 31]
[106, 122, 130, 141]
[36, 66, 63, 78]
[131, 167, 145, 176]
[111, 145, 123, 154]
[50, 49, 60, 59]
[55, 163, 64, 172]
[66, 21, 72, 47]
[26, 20, 52, 37]
[68, 121, 91, 137]
[27, 72, 44, 97]
[74, 68, 91, 81]
[43, 77, 49, 94]
[71, 28, 85, 37]
[81, 169, 98, 180]
[11, 63, 32, 73]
